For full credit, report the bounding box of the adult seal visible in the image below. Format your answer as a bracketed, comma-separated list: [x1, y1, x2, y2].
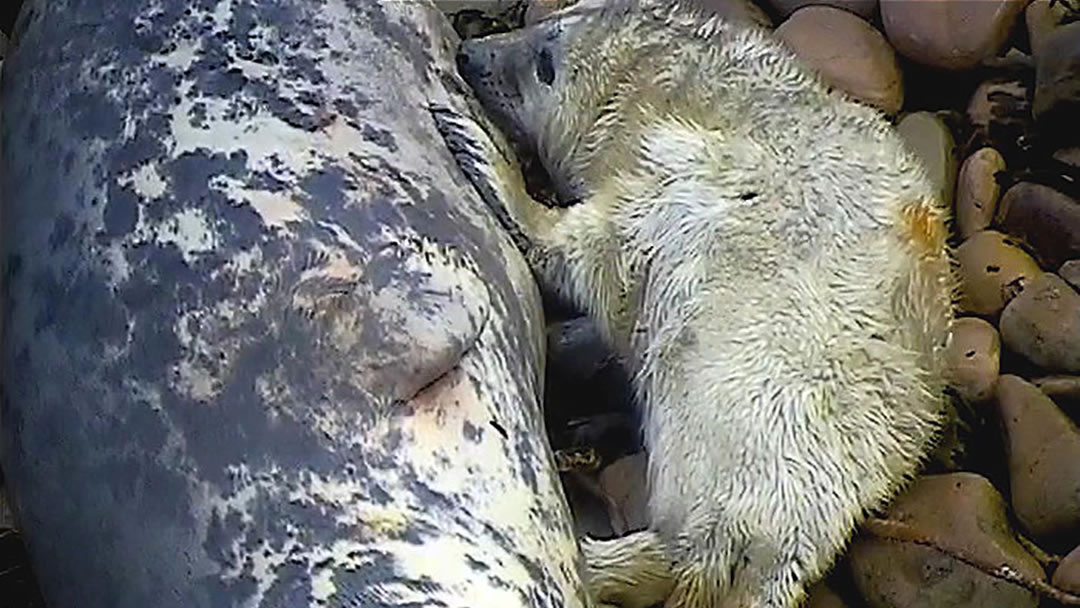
[0, 1, 589, 607]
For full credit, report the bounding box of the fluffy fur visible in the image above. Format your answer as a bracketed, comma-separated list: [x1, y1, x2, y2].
[433, 1, 956, 606]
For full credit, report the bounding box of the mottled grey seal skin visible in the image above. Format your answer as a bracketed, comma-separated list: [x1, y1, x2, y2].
[0, 1, 590, 607]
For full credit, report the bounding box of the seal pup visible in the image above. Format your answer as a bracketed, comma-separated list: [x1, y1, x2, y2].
[433, 1, 955, 606]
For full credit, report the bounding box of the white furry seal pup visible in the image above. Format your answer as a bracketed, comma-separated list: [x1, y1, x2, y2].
[432, 1, 956, 606]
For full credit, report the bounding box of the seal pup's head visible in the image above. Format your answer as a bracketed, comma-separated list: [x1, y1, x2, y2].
[455, 0, 651, 201]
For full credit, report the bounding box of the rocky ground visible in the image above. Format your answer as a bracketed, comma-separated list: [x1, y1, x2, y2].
[445, 0, 1080, 607]
[1, 0, 1079, 606]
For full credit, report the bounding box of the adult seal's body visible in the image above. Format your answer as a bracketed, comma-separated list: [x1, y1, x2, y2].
[0, 1, 590, 606]
[435, 1, 957, 606]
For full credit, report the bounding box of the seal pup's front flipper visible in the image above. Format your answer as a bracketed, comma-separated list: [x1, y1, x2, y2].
[430, 103, 559, 254]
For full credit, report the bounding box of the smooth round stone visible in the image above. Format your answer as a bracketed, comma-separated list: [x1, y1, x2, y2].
[777, 5, 903, 114]
[881, 0, 1029, 70]
[955, 147, 1006, 240]
[896, 112, 958, 209]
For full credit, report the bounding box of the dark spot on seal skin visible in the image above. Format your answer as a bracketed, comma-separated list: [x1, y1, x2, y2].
[189, 102, 209, 128]
[401, 469, 456, 511]
[514, 436, 539, 493]
[465, 554, 490, 572]
[260, 561, 313, 607]
[299, 165, 352, 219]
[462, 420, 483, 443]
[65, 89, 124, 140]
[361, 123, 398, 152]
[102, 183, 140, 238]
[49, 214, 76, 251]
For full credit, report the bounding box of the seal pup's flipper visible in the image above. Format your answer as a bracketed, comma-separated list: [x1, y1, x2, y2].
[431, 103, 558, 254]
[431, 104, 637, 348]
[582, 530, 675, 608]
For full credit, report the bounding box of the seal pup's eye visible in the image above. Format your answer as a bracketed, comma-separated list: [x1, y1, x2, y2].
[536, 47, 555, 85]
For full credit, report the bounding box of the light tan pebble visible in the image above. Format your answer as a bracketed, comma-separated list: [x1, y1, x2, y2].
[946, 317, 1001, 403]
[768, 0, 877, 20]
[1000, 272, 1080, 373]
[896, 112, 958, 209]
[881, 0, 1030, 70]
[997, 374, 1080, 547]
[850, 472, 1043, 608]
[955, 147, 1006, 239]
[1053, 543, 1080, 594]
[1032, 374, 1080, 398]
[955, 230, 1043, 317]
[776, 6, 902, 114]
[995, 182, 1080, 271]
[597, 452, 649, 534]
[1060, 259, 1080, 291]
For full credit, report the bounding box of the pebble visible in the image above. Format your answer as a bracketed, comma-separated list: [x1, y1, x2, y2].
[1060, 259, 1080, 291]
[896, 112, 958, 209]
[946, 317, 1001, 403]
[996, 182, 1080, 271]
[1025, 0, 1071, 57]
[597, 452, 649, 533]
[805, 580, 850, 608]
[1056, 147, 1080, 169]
[999, 272, 1080, 373]
[776, 6, 903, 114]
[997, 375, 1080, 548]
[881, 0, 1029, 70]
[1053, 543, 1080, 595]
[767, 0, 877, 20]
[850, 472, 1042, 608]
[1032, 21, 1080, 128]
[563, 474, 618, 539]
[955, 148, 1006, 240]
[691, 0, 774, 27]
[967, 77, 1031, 142]
[955, 230, 1043, 317]
[1032, 375, 1080, 399]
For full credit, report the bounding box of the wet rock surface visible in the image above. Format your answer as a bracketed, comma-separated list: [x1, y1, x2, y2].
[999, 272, 1080, 372]
[850, 473, 1043, 608]
[881, 0, 1028, 71]
[956, 230, 1043, 317]
[995, 182, 1080, 270]
[997, 375, 1080, 547]
[1061, 259, 1080, 291]
[946, 317, 1001, 404]
[955, 147, 1005, 240]
[1054, 543, 1080, 594]
[776, 5, 902, 114]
